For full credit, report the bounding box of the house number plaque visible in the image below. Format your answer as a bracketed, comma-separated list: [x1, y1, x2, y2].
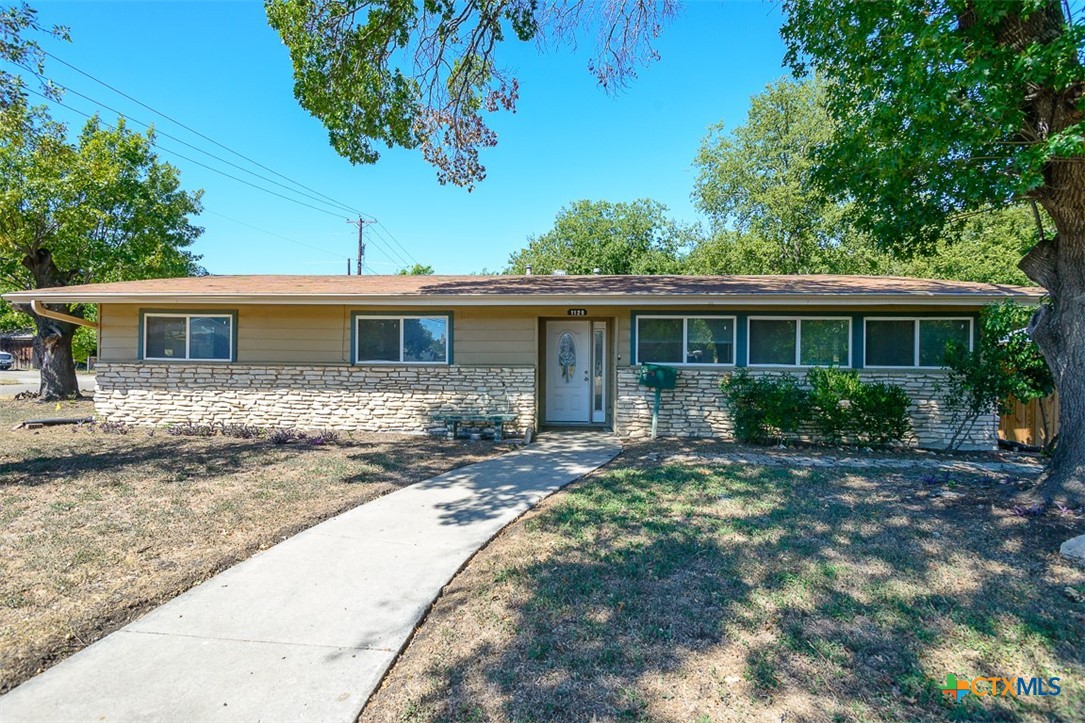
[567, 308, 588, 316]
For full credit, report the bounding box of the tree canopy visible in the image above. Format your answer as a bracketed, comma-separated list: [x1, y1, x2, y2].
[782, 1, 1084, 251]
[781, 0, 1085, 503]
[692, 76, 846, 274]
[266, 0, 677, 187]
[398, 263, 435, 275]
[0, 3, 68, 107]
[505, 199, 691, 276]
[0, 101, 204, 397]
[686, 74, 1040, 283]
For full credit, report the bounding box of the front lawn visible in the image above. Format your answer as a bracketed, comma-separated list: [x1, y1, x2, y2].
[363, 442, 1085, 721]
[0, 398, 507, 693]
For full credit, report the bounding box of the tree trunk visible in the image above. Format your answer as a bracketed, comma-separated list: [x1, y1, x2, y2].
[1021, 230, 1085, 508]
[19, 248, 83, 401]
[30, 310, 79, 400]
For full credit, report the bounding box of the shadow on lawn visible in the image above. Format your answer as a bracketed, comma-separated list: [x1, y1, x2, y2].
[392, 463, 1084, 721]
[0, 436, 334, 487]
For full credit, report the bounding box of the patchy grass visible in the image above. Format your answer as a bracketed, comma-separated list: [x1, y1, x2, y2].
[363, 441, 1085, 722]
[0, 398, 508, 693]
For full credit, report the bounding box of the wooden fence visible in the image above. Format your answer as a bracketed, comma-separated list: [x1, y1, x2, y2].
[999, 394, 1059, 447]
[0, 336, 34, 370]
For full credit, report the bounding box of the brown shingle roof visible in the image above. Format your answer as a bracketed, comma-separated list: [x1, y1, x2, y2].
[3, 274, 1042, 304]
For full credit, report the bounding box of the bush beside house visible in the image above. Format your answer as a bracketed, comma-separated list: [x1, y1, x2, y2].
[720, 367, 912, 448]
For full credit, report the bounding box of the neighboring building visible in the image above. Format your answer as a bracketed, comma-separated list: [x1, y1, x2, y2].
[3, 275, 1043, 449]
[0, 328, 35, 370]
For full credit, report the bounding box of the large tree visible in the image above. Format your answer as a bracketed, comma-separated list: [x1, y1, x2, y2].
[688, 75, 1045, 282]
[266, 0, 677, 188]
[0, 103, 204, 399]
[505, 199, 690, 275]
[781, 0, 1085, 504]
[693, 77, 842, 273]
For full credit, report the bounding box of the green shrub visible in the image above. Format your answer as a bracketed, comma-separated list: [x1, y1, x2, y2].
[852, 382, 912, 446]
[720, 369, 809, 444]
[721, 367, 912, 447]
[806, 367, 863, 443]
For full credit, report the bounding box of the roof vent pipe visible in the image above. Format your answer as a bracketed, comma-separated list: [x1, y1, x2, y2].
[525, 264, 532, 276]
[593, 267, 601, 275]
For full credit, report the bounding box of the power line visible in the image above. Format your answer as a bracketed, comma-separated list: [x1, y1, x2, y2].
[42, 50, 374, 221]
[365, 225, 412, 268]
[206, 210, 346, 259]
[375, 221, 420, 265]
[17, 64, 422, 272]
[25, 87, 358, 222]
[368, 223, 417, 267]
[15, 62, 360, 219]
[24, 89, 392, 272]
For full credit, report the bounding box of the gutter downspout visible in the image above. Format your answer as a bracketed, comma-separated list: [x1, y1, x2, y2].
[30, 299, 100, 330]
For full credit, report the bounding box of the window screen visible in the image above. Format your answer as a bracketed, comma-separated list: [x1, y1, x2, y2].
[800, 319, 850, 366]
[144, 316, 187, 359]
[919, 319, 970, 367]
[356, 318, 401, 362]
[686, 317, 734, 364]
[865, 320, 916, 367]
[749, 319, 797, 365]
[637, 318, 683, 363]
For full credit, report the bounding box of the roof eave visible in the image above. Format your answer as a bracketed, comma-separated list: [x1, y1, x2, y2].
[1, 291, 1045, 306]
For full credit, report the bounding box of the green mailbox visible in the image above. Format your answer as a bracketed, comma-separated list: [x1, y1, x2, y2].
[637, 363, 679, 438]
[638, 363, 678, 390]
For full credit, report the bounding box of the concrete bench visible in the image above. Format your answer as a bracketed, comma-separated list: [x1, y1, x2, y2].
[432, 413, 517, 442]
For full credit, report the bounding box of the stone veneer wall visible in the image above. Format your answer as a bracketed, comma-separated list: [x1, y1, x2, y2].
[94, 363, 536, 434]
[615, 367, 997, 450]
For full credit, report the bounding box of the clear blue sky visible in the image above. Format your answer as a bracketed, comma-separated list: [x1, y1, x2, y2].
[29, 1, 789, 275]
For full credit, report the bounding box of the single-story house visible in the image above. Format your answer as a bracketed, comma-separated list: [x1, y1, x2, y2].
[3, 274, 1043, 449]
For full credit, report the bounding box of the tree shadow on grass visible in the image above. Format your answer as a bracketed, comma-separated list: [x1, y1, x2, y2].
[0, 437, 326, 487]
[379, 462, 1085, 722]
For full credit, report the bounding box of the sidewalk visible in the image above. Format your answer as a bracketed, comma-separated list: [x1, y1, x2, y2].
[0, 433, 620, 723]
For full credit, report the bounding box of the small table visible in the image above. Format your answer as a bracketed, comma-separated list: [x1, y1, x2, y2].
[431, 413, 518, 442]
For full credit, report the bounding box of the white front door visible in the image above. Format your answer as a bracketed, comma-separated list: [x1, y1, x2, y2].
[545, 320, 591, 423]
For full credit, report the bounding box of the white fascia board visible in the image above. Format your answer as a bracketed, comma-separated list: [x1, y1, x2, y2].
[1, 291, 1044, 306]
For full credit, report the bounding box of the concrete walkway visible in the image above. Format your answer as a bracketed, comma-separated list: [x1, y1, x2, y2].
[0, 433, 620, 723]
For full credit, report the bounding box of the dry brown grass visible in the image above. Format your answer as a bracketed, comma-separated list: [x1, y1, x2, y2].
[363, 440, 1085, 722]
[0, 397, 507, 693]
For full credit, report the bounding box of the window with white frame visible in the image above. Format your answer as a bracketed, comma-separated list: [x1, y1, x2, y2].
[143, 313, 233, 361]
[747, 317, 851, 367]
[864, 317, 972, 368]
[355, 315, 449, 363]
[635, 316, 735, 365]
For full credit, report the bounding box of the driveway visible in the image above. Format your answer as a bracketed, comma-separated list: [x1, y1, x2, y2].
[0, 371, 96, 398]
[0, 432, 621, 722]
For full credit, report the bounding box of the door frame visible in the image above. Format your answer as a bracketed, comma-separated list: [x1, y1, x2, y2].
[537, 316, 615, 428]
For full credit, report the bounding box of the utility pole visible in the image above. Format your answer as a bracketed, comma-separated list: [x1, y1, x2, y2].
[347, 216, 376, 275]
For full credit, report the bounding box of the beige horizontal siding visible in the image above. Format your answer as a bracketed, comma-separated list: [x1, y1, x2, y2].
[98, 304, 138, 362]
[454, 310, 535, 366]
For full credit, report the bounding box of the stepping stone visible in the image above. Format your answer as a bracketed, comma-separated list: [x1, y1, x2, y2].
[1060, 534, 1085, 562]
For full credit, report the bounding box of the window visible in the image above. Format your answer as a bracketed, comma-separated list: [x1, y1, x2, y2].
[748, 317, 851, 367]
[864, 320, 914, 367]
[355, 315, 449, 364]
[143, 313, 233, 361]
[864, 317, 972, 368]
[800, 319, 851, 366]
[635, 316, 735, 365]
